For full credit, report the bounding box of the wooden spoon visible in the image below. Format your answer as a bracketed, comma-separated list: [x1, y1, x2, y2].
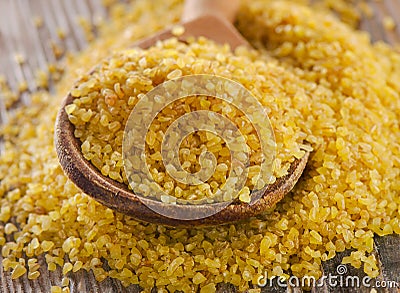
[55, 0, 309, 227]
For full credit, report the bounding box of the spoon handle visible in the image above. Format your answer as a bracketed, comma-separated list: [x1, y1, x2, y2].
[181, 0, 240, 23]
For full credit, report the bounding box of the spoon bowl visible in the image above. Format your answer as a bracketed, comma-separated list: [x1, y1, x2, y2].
[55, 0, 310, 227]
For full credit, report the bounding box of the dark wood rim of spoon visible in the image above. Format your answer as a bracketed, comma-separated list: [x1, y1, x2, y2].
[54, 14, 310, 227]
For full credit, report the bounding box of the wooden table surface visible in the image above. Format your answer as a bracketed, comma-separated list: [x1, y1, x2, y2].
[0, 0, 399, 292]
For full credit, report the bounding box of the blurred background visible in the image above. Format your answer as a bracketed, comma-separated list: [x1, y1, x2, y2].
[0, 0, 398, 104]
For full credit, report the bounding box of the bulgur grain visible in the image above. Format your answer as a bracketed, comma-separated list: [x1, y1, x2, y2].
[383, 16, 396, 31]
[51, 286, 62, 293]
[0, 0, 399, 292]
[11, 264, 27, 279]
[172, 25, 185, 37]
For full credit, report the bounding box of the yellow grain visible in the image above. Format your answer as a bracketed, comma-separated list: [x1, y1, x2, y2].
[0, 0, 399, 291]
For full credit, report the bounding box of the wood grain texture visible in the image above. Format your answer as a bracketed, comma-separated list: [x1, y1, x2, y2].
[374, 235, 400, 292]
[0, 0, 399, 292]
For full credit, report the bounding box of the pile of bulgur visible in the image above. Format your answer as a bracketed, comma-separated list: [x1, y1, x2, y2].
[0, 0, 399, 292]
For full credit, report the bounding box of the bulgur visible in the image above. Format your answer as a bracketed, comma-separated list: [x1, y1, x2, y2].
[0, 0, 399, 292]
